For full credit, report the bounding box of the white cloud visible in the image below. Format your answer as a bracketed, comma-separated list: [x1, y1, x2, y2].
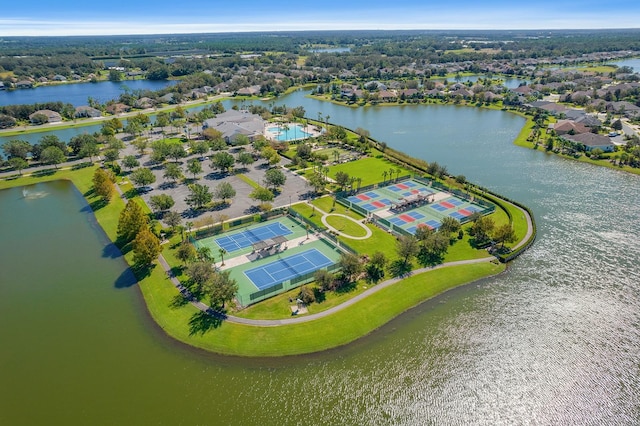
[0, 14, 638, 36]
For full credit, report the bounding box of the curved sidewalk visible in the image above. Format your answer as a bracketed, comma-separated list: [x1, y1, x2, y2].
[157, 192, 534, 327]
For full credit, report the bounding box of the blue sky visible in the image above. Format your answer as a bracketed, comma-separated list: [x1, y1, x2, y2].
[1, 0, 639, 36]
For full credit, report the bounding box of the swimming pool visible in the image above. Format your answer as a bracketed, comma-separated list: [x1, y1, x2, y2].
[266, 123, 312, 141]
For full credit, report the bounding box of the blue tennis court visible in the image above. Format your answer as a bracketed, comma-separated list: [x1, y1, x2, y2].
[431, 203, 448, 212]
[447, 198, 463, 206]
[244, 248, 334, 290]
[407, 211, 425, 220]
[215, 222, 292, 253]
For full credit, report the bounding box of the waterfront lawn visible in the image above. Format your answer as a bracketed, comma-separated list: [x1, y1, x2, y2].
[234, 279, 372, 320]
[328, 156, 412, 186]
[144, 260, 504, 356]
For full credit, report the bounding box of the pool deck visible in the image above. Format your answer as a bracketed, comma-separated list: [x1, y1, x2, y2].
[264, 122, 322, 142]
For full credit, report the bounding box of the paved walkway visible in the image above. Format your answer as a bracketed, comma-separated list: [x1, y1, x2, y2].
[119, 172, 533, 328]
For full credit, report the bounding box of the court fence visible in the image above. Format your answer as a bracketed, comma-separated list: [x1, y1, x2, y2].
[193, 208, 288, 239]
[239, 263, 342, 306]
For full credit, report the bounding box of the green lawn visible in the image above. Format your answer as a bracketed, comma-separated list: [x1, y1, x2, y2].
[141, 260, 504, 356]
[328, 156, 412, 186]
[311, 195, 364, 219]
[324, 215, 368, 238]
[0, 133, 522, 357]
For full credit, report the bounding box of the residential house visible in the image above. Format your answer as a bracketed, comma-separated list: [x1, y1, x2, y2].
[562, 133, 615, 152]
[378, 90, 398, 102]
[553, 120, 590, 135]
[74, 106, 102, 118]
[29, 109, 62, 124]
[134, 97, 155, 109]
[16, 80, 34, 89]
[235, 85, 261, 96]
[105, 103, 131, 115]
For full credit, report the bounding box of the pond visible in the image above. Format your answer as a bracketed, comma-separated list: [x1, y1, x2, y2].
[2, 89, 640, 424]
[0, 79, 176, 107]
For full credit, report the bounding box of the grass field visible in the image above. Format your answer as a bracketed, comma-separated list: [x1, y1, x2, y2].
[324, 215, 368, 238]
[328, 156, 412, 186]
[0, 125, 528, 357]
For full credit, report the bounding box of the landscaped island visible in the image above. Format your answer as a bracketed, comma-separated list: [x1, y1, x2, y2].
[0, 108, 535, 356]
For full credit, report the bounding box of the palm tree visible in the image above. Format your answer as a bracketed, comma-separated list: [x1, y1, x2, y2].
[382, 170, 388, 183]
[197, 246, 213, 262]
[389, 167, 395, 182]
[356, 177, 362, 191]
[218, 248, 227, 266]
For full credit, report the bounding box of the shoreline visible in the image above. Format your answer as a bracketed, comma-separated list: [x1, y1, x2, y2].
[0, 151, 532, 357]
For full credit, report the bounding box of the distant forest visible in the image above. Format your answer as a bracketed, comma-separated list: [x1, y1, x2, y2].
[2, 29, 640, 79]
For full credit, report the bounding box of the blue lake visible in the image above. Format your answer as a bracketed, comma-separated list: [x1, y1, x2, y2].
[0, 79, 176, 107]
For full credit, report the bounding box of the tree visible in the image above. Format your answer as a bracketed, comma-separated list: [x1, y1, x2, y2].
[218, 248, 227, 266]
[108, 69, 122, 81]
[132, 227, 161, 266]
[263, 168, 286, 190]
[314, 269, 335, 291]
[298, 286, 316, 305]
[335, 171, 350, 189]
[205, 270, 238, 309]
[132, 138, 148, 156]
[197, 246, 213, 262]
[202, 127, 223, 141]
[471, 215, 495, 245]
[365, 251, 387, 283]
[210, 151, 235, 174]
[296, 143, 312, 159]
[189, 140, 209, 158]
[492, 224, 517, 248]
[439, 216, 461, 235]
[417, 231, 450, 265]
[214, 182, 236, 203]
[103, 149, 119, 163]
[3, 139, 32, 160]
[396, 235, 419, 266]
[307, 171, 326, 194]
[69, 134, 98, 156]
[117, 200, 148, 243]
[236, 152, 255, 169]
[260, 146, 280, 166]
[155, 112, 170, 132]
[92, 168, 115, 202]
[40, 146, 66, 168]
[130, 167, 156, 188]
[177, 242, 199, 267]
[338, 252, 362, 283]
[163, 163, 183, 183]
[122, 155, 139, 171]
[163, 211, 182, 233]
[78, 140, 100, 162]
[249, 186, 274, 203]
[186, 158, 203, 179]
[149, 194, 175, 213]
[8, 157, 28, 175]
[185, 183, 213, 209]
[612, 119, 623, 131]
[186, 261, 214, 294]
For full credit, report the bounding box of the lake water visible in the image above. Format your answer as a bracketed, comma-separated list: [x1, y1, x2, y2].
[0, 79, 176, 107]
[2, 92, 640, 424]
[609, 57, 640, 72]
